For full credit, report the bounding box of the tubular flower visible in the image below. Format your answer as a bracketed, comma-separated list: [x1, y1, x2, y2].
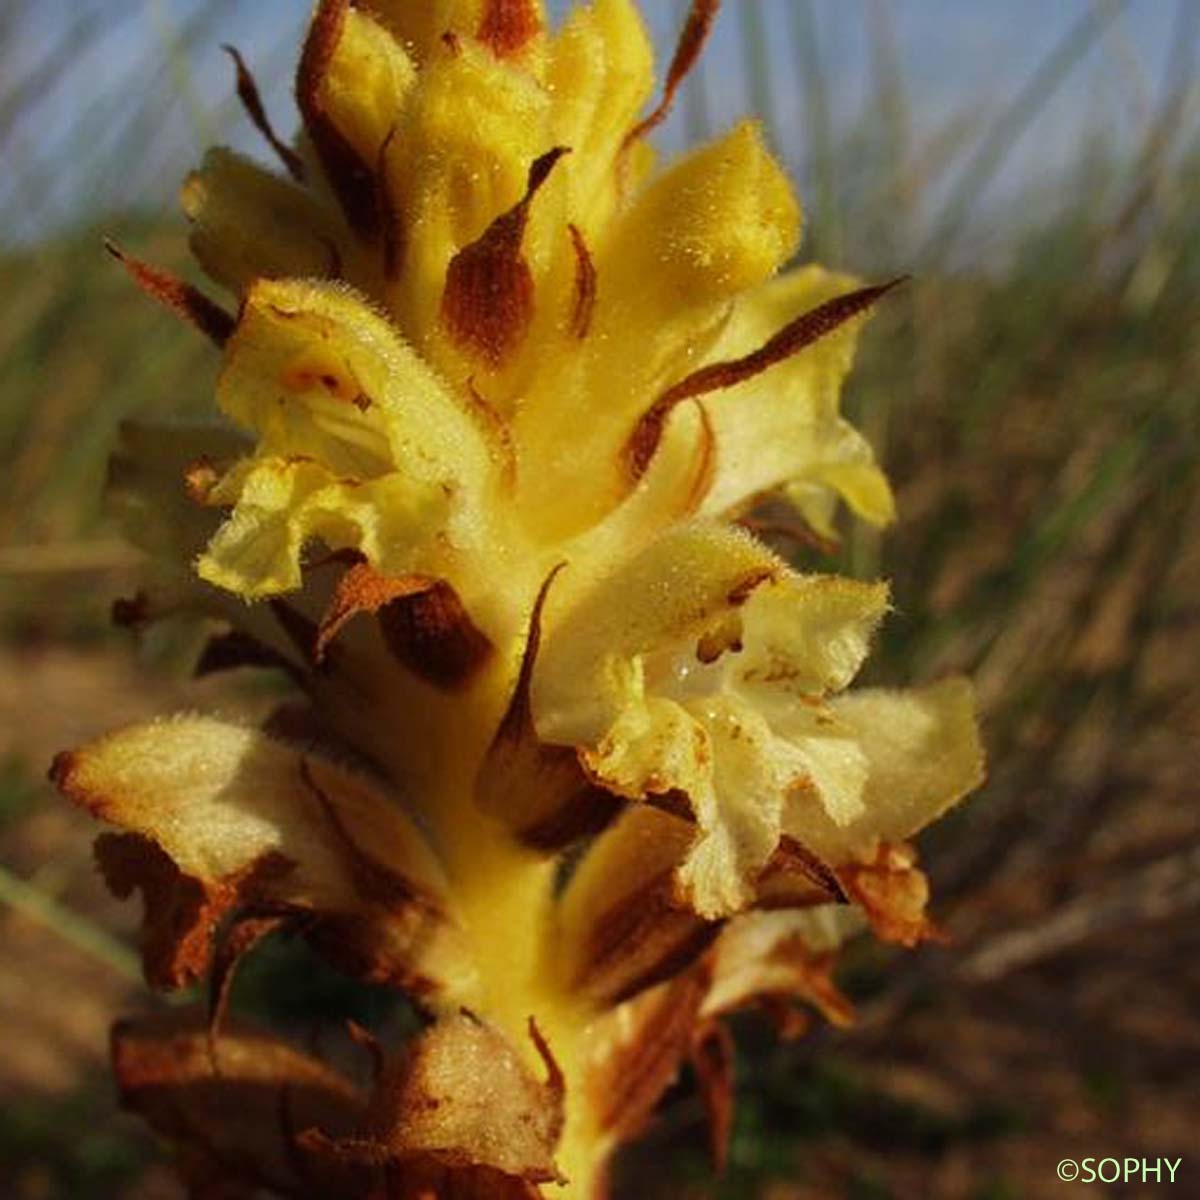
[56, 2, 984, 1197]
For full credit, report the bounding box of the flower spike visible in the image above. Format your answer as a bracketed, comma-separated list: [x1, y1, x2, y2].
[56, 4, 983, 1196]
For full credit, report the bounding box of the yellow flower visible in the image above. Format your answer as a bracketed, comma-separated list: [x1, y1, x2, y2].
[58, 3, 984, 1197]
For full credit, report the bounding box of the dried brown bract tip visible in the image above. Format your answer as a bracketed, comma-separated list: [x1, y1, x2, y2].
[623, 0, 721, 150]
[627, 277, 906, 477]
[441, 146, 570, 367]
[223, 43, 306, 181]
[567, 222, 597, 340]
[104, 240, 234, 347]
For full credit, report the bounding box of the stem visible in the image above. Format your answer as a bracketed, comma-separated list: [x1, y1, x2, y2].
[425, 744, 607, 1198]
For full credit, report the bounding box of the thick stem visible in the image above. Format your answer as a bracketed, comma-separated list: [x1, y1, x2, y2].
[428, 767, 608, 1199]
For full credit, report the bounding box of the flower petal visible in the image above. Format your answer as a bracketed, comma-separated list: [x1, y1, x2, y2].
[536, 523, 888, 917]
[556, 806, 716, 1005]
[783, 676, 985, 863]
[201, 279, 496, 596]
[51, 716, 477, 1000]
[700, 907, 863, 1027]
[182, 148, 343, 295]
[547, 0, 654, 231]
[696, 265, 895, 525]
[513, 121, 800, 535]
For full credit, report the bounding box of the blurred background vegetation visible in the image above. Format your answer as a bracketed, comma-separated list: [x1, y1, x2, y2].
[1, 2, 1197, 1197]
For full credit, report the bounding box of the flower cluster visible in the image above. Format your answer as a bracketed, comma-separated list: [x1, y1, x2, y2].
[54, 2, 983, 1196]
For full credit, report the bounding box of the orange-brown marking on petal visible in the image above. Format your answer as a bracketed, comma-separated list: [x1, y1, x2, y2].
[104, 240, 234, 347]
[690, 1019, 734, 1174]
[441, 146, 569, 368]
[297, 0, 379, 238]
[838, 842, 946, 948]
[279, 351, 369, 410]
[627, 278, 906, 478]
[377, 126, 404, 281]
[222, 44, 306, 181]
[476, 0, 542, 58]
[622, 0, 721, 152]
[567, 222, 597, 340]
[527, 1018, 565, 1123]
[726, 565, 777, 608]
[441, 29, 463, 56]
[466, 379, 518, 488]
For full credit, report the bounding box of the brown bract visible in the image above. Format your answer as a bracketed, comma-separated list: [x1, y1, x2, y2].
[94, 830, 293, 990]
[622, 0, 721, 150]
[627, 278, 905, 478]
[567, 223, 597, 340]
[112, 1010, 374, 1199]
[50, 724, 471, 1000]
[477, 565, 622, 850]
[223, 43, 306, 181]
[558, 809, 720, 1007]
[756, 835, 848, 909]
[690, 1019, 735, 1173]
[306, 1014, 564, 1193]
[316, 557, 494, 690]
[441, 147, 569, 367]
[104, 240, 234, 347]
[585, 972, 709, 1145]
[297, 0, 379, 237]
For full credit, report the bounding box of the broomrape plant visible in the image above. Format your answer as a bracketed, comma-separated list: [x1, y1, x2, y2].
[51, 1, 984, 1196]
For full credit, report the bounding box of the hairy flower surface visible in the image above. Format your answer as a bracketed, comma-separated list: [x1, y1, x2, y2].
[57, 3, 984, 1197]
